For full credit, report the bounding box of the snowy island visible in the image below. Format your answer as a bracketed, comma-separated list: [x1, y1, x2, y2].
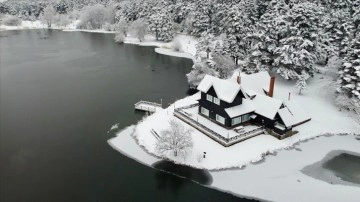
[2, 0, 359, 201]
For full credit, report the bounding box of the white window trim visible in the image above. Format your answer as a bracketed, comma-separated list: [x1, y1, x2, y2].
[201, 107, 209, 116]
[216, 114, 225, 125]
[213, 97, 220, 105]
[206, 94, 213, 102]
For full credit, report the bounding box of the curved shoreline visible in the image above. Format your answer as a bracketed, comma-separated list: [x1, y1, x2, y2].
[0, 24, 197, 62]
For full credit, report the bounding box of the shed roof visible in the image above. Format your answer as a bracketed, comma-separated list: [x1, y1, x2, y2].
[278, 101, 311, 127]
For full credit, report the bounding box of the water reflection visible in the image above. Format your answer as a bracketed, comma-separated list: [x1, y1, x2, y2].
[152, 160, 213, 194]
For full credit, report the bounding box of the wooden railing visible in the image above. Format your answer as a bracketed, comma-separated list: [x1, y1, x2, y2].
[174, 104, 264, 147]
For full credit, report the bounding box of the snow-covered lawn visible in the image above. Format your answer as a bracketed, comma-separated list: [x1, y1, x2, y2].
[109, 125, 360, 202]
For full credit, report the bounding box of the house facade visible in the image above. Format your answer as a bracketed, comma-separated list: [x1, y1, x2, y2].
[196, 72, 311, 135]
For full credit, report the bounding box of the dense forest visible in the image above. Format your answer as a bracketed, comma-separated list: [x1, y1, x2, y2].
[1, 0, 359, 109]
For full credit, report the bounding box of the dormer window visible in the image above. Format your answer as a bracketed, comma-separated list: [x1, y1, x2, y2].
[213, 97, 220, 105]
[207, 94, 213, 102]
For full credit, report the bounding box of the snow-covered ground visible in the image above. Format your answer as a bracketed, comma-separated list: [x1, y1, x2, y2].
[109, 125, 360, 202]
[117, 71, 360, 170]
[0, 20, 197, 60]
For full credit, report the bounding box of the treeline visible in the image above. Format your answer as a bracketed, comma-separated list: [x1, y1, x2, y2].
[0, 0, 359, 105]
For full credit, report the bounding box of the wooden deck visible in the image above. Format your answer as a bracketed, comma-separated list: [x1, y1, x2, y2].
[134, 100, 162, 113]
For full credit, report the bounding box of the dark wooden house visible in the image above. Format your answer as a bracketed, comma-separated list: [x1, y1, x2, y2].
[196, 72, 311, 135]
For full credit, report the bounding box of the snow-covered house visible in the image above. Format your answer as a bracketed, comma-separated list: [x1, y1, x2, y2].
[196, 71, 311, 135]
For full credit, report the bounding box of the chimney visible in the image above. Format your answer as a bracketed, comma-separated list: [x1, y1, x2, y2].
[288, 92, 291, 101]
[268, 76, 275, 97]
[237, 75, 241, 84]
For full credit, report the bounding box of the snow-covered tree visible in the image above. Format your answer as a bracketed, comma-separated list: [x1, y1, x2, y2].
[58, 14, 70, 28]
[114, 32, 125, 43]
[295, 73, 308, 94]
[148, 11, 174, 42]
[184, 0, 215, 37]
[114, 19, 128, 36]
[244, 32, 273, 73]
[212, 53, 236, 79]
[55, 0, 69, 14]
[78, 4, 110, 29]
[42, 5, 56, 28]
[1, 14, 21, 26]
[129, 18, 148, 42]
[274, 37, 317, 80]
[221, 4, 253, 64]
[273, 2, 324, 80]
[187, 60, 219, 89]
[195, 32, 217, 60]
[155, 119, 193, 157]
[338, 34, 360, 101]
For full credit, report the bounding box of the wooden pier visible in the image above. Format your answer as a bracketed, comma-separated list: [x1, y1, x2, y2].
[134, 100, 162, 113]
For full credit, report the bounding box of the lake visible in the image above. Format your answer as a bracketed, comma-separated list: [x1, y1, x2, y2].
[0, 30, 254, 202]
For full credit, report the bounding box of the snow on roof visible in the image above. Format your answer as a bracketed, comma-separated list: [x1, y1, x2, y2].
[197, 75, 247, 103]
[230, 71, 271, 96]
[225, 99, 256, 118]
[279, 101, 311, 127]
[252, 94, 283, 120]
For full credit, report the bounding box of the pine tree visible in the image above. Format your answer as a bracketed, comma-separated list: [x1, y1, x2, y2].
[195, 32, 217, 60]
[221, 4, 252, 65]
[148, 11, 174, 42]
[339, 34, 360, 101]
[295, 73, 308, 94]
[273, 2, 324, 79]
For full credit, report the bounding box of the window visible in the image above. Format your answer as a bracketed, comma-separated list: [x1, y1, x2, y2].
[201, 107, 209, 116]
[206, 94, 213, 102]
[216, 114, 225, 125]
[213, 97, 220, 105]
[242, 114, 251, 122]
[232, 117, 242, 126]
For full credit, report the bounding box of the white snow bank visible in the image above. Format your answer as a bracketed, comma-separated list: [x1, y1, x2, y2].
[108, 126, 159, 166]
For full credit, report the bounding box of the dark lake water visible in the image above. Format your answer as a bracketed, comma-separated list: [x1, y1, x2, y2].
[0, 30, 254, 202]
[323, 153, 360, 185]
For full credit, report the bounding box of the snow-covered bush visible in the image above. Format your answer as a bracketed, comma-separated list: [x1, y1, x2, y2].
[172, 37, 182, 52]
[114, 32, 125, 43]
[2, 14, 21, 26]
[129, 18, 147, 42]
[78, 4, 110, 30]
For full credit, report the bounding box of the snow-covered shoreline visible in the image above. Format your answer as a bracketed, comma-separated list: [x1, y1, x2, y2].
[109, 126, 360, 202]
[0, 20, 197, 61]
